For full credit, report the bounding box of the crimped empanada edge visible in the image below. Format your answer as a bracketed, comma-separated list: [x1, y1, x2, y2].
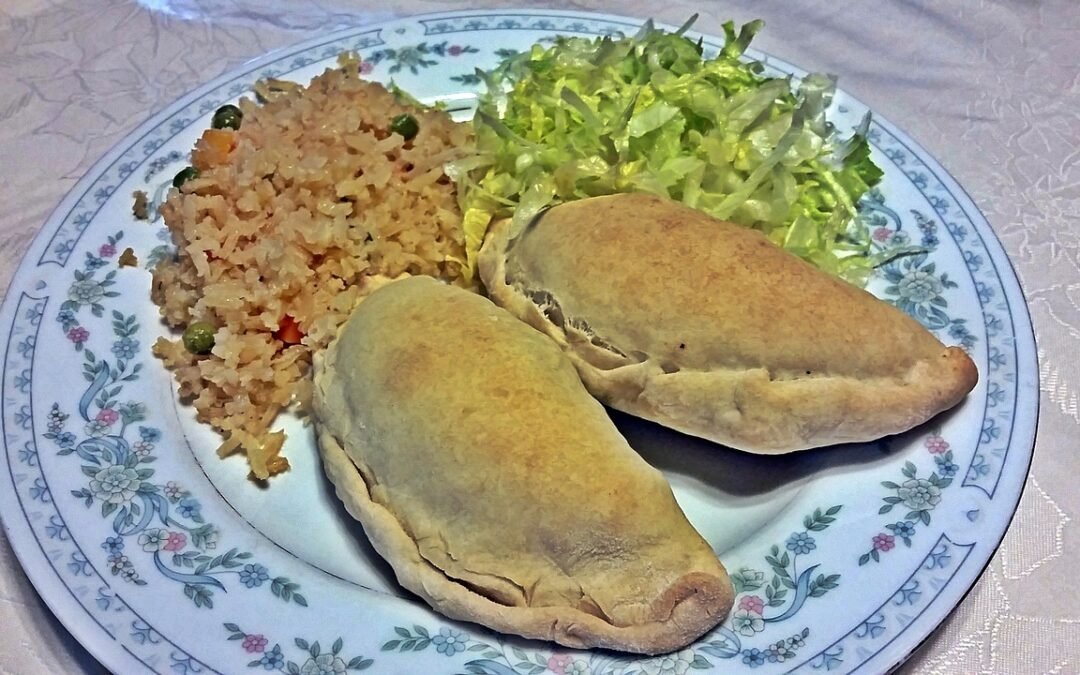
[478, 217, 979, 454]
[314, 423, 731, 655]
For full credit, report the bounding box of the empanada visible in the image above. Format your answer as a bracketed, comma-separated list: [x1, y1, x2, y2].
[478, 193, 978, 453]
[312, 276, 733, 654]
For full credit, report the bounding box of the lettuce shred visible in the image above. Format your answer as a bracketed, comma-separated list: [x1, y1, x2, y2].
[448, 18, 885, 285]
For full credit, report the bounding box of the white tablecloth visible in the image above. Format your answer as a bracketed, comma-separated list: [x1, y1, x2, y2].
[1, 1, 1077, 672]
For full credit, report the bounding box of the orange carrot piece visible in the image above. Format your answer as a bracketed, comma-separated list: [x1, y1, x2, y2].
[192, 129, 236, 169]
[275, 315, 304, 345]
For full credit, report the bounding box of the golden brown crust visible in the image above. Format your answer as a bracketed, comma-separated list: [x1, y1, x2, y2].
[313, 276, 733, 653]
[478, 193, 978, 453]
[318, 429, 731, 653]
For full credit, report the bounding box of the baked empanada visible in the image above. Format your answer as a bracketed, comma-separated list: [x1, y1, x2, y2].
[478, 193, 978, 453]
[313, 276, 733, 654]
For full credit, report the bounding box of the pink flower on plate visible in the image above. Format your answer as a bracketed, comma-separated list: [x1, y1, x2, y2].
[737, 594, 765, 615]
[163, 481, 183, 499]
[872, 227, 893, 242]
[872, 533, 895, 552]
[547, 654, 572, 675]
[925, 434, 949, 454]
[96, 408, 119, 425]
[242, 634, 268, 653]
[67, 327, 90, 344]
[163, 531, 187, 552]
[99, 243, 116, 257]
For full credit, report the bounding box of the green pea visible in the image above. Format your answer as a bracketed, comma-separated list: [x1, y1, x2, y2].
[212, 104, 243, 130]
[182, 321, 216, 355]
[172, 166, 199, 188]
[390, 113, 419, 141]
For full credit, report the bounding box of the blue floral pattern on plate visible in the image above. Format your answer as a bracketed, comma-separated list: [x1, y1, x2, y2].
[0, 10, 1037, 675]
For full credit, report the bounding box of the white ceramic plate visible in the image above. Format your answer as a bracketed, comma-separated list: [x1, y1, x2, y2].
[0, 9, 1037, 675]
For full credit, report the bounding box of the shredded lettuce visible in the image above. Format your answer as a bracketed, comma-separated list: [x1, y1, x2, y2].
[448, 18, 885, 285]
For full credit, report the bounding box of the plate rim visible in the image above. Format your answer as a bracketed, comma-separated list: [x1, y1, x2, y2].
[0, 8, 1039, 675]
[822, 101, 1040, 674]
